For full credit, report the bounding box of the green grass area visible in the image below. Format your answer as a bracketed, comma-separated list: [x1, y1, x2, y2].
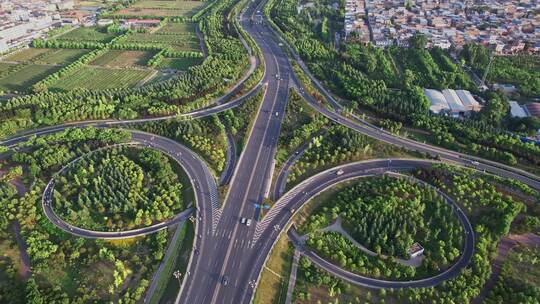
[2, 48, 50, 62]
[156, 221, 194, 303]
[34, 49, 90, 65]
[0, 64, 61, 92]
[56, 26, 118, 43]
[0, 62, 17, 72]
[50, 66, 153, 91]
[124, 32, 200, 52]
[144, 71, 174, 84]
[91, 50, 155, 67]
[114, 0, 208, 18]
[158, 57, 202, 70]
[156, 22, 198, 35]
[254, 233, 293, 304]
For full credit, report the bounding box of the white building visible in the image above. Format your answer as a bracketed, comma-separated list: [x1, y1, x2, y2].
[424, 89, 450, 114]
[442, 89, 467, 114]
[456, 90, 481, 111]
[508, 101, 528, 118]
[424, 88, 481, 116]
[408, 242, 424, 258]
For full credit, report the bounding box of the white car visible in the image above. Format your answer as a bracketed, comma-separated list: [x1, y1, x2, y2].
[275, 111, 279, 116]
[246, 219, 252, 227]
[241, 217, 247, 224]
[336, 169, 344, 176]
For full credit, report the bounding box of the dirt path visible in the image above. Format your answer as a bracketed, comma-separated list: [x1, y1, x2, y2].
[11, 221, 32, 280]
[319, 217, 423, 267]
[473, 233, 540, 304]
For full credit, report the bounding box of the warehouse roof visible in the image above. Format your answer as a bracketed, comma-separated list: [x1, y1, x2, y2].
[456, 90, 480, 110]
[424, 89, 450, 114]
[442, 89, 466, 113]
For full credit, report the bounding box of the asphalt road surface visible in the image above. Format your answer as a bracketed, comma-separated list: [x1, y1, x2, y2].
[175, 1, 292, 302]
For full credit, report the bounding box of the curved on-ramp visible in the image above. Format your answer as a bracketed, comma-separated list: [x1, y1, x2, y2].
[39, 130, 219, 240]
[251, 159, 474, 292]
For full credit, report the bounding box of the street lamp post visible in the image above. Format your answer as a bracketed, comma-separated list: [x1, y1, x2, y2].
[173, 270, 182, 287]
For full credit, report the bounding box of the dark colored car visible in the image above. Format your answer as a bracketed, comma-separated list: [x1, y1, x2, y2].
[222, 275, 229, 286]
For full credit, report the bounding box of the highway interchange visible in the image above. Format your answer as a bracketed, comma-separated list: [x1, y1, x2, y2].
[0, 0, 539, 302]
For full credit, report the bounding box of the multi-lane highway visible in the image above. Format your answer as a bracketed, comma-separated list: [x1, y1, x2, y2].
[0, 0, 539, 301]
[176, 0, 292, 302]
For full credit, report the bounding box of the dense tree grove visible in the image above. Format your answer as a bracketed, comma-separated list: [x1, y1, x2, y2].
[131, 116, 227, 174]
[274, 89, 328, 165]
[0, 182, 25, 304]
[461, 43, 540, 97]
[294, 165, 537, 303]
[287, 124, 403, 184]
[485, 247, 540, 303]
[0, 127, 175, 302]
[266, 0, 540, 170]
[303, 176, 463, 279]
[54, 146, 185, 231]
[0, 0, 252, 139]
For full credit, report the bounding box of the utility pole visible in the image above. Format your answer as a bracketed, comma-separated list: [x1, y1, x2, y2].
[481, 53, 494, 87]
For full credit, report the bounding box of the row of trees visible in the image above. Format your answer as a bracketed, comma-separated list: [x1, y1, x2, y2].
[0, 0, 251, 138]
[276, 89, 328, 165]
[32, 38, 105, 50]
[287, 124, 400, 184]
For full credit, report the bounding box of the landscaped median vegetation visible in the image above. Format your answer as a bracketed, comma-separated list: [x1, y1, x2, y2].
[0, 0, 255, 139]
[265, 0, 540, 172]
[285, 165, 538, 303]
[53, 146, 187, 231]
[0, 127, 194, 303]
[131, 115, 228, 175]
[276, 89, 416, 189]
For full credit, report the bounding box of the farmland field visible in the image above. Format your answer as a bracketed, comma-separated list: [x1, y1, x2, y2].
[34, 49, 90, 65]
[50, 66, 155, 90]
[113, 0, 208, 18]
[0, 64, 62, 92]
[125, 32, 200, 51]
[91, 50, 154, 67]
[56, 26, 118, 43]
[2, 48, 50, 63]
[0, 62, 17, 71]
[156, 22, 197, 34]
[158, 57, 202, 70]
